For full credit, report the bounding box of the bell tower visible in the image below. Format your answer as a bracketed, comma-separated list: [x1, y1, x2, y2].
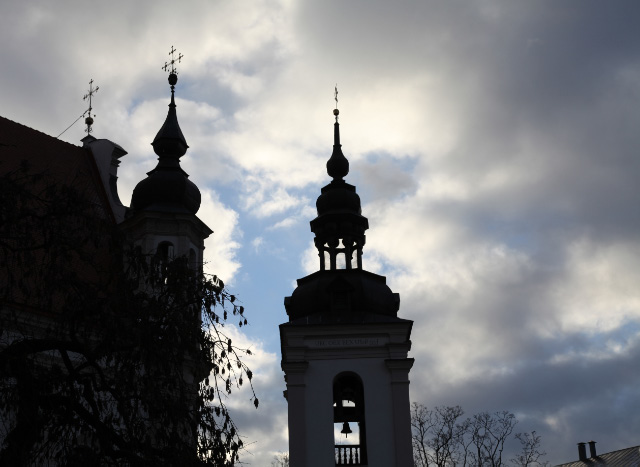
[280, 103, 414, 466]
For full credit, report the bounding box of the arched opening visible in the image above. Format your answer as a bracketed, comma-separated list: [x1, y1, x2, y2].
[156, 241, 174, 262]
[155, 241, 174, 281]
[333, 372, 367, 465]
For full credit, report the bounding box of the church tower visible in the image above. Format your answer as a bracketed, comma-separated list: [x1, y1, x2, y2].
[117, 51, 212, 450]
[280, 104, 414, 466]
[122, 55, 212, 273]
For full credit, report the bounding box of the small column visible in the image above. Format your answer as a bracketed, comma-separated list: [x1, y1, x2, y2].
[329, 249, 337, 270]
[344, 238, 352, 270]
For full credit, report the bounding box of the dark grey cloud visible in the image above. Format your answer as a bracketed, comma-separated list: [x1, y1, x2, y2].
[2, 1, 640, 465]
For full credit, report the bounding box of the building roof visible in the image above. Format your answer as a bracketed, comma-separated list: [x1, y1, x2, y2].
[555, 445, 640, 466]
[0, 115, 113, 221]
[1, 115, 117, 314]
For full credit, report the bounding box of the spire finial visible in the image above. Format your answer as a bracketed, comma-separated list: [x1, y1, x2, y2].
[333, 84, 339, 122]
[163, 46, 183, 75]
[327, 85, 349, 180]
[151, 47, 188, 159]
[163, 46, 183, 91]
[83, 79, 99, 134]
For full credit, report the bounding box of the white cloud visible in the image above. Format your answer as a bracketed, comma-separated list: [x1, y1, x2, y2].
[552, 237, 640, 334]
[251, 237, 264, 253]
[198, 189, 242, 284]
[301, 241, 319, 276]
[241, 182, 307, 218]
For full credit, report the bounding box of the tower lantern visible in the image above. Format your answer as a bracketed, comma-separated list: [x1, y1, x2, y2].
[280, 98, 414, 466]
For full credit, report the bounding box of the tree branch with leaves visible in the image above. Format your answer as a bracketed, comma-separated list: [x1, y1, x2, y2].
[0, 162, 258, 466]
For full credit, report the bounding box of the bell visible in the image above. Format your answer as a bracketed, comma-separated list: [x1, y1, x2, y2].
[340, 421, 352, 437]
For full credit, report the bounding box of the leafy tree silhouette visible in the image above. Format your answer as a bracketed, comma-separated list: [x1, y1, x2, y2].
[0, 161, 257, 466]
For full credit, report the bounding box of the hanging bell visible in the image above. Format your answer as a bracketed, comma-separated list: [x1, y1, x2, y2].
[340, 421, 352, 437]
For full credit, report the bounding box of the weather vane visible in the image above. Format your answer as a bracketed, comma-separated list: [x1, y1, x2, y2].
[334, 84, 339, 122]
[83, 79, 99, 134]
[163, 46, 184, 76]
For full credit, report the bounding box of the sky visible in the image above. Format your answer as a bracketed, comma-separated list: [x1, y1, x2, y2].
[2, 0, 640, 464]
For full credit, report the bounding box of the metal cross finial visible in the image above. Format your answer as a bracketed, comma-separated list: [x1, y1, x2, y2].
[333, 85, 340, 122]
[83, 79, 99, 109]
[83, 79, 99, 133]
[163, 46, 183, 75]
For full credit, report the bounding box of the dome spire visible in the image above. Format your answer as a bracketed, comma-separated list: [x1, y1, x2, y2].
[284, 92, 402, 322]
[310, 93, 369, 271]
[152, 46, 188, 160]
[130, 47, 201, 214]
[326, 85, 349, 180]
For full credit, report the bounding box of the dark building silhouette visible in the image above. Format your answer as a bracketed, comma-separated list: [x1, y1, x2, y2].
[0, 67, 212, 462]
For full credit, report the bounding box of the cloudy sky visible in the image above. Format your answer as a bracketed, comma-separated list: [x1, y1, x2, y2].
[2, 0, 640, 464]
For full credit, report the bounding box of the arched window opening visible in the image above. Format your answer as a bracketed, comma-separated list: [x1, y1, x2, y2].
[156, 241, 174, 262]
[189, 248, 197, 272]
[320, 248, 330, 271]
[333, 372, 367, 465]
[155, 241, 174, 282]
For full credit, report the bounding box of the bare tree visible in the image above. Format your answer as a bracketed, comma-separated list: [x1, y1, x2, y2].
[510, 431, 548, 467]
[411, 403, 435, 466]
[271, 451, 290, 467]
[470, 411, 517, 467]
[411, 404, 468, 467]
[411, 405, 538, 467]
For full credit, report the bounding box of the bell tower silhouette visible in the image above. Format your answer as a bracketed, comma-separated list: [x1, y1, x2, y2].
[280, 100, 414, 466]
[124, 48, 211, 274]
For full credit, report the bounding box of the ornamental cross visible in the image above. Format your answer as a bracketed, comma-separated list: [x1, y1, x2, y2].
[83, 79, 99, 110]
[83, 79, 99, 134]
[163, 46, 183, 74]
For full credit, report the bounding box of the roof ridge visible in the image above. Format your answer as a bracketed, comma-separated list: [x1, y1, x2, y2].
[0, 115, 84, 150]
[600, 444, 640, 455]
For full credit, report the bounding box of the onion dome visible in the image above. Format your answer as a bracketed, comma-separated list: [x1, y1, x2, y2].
[131, 72, 201, 214]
